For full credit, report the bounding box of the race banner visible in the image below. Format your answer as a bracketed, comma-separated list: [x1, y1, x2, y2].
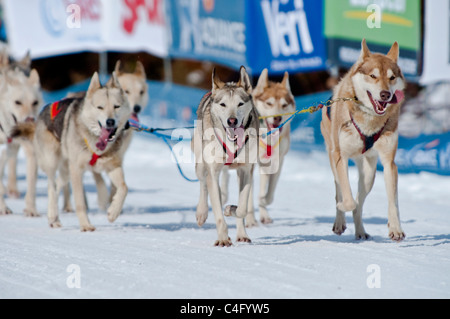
[245, 0, 327, 74]
[324, 0, 422, 78]
[3, 0, 168, 60]
[3, 0, 104, 59]
[166, 0, 247, 71]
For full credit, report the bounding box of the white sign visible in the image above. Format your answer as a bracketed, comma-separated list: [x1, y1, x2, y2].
[3, 0, 168, 60]
[421, 0, 450, 85]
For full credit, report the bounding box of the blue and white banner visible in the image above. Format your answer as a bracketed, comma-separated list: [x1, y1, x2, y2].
[246, 0, 327, 74]
[166, 0, 247, 71]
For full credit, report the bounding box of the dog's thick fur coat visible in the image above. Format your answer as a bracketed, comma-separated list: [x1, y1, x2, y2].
[320, 39, 406, 241]
[192, 66, 259, 246]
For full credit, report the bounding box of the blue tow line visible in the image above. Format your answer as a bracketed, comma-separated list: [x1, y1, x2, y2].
[129, 119, 199, 183]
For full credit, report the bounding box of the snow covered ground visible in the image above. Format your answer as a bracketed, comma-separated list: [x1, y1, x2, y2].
[1, 132, 449, 299]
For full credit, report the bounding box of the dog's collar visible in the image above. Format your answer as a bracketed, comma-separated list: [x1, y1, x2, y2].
[259, 135, 282, 159]
[84, 138, 101, 166]
[350, 113, 387, 154]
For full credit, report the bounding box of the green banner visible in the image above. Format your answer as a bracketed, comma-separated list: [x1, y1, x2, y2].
[324, 0, 421, 51]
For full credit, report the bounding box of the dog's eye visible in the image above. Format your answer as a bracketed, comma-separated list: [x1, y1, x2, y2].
[114, 105, 120, 109]
[97, 106, 104, 110]
[282, 103, 288, 108]
[370, 74, 377, 79]
[15, 100, 22, 106]
[125, 90, 130, 94]
[220, 103, 226, 107]
[266, 102, 273, 106]
[140, 90, 144, 95]
[390, 76, 396, 81]
[32, 100, 39, 107]
[237, 102, 244, 107]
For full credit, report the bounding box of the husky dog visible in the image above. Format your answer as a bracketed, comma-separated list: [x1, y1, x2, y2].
[320, 39, 406, 241]
[14, 72, 131, 231]
[192, 66, 259, 246]
[92, 60, 149, 211]
[0, 68, 42, 216]
[0, 50, 36, 200]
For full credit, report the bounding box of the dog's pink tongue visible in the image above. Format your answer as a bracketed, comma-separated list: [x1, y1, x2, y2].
[394, 90, 405, 104]
[235, 128, 245, 148]
[96, 128, 110, 151]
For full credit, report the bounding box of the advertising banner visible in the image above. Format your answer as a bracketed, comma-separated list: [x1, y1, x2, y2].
[3, 0, 168, 60]
[420, 0, 450, 84]
[246, 0, 327, 74]
[324, 0, 422, 78]
[103, 0, 167, 57]
[3, 0, 104, 59]
[166, 0, 247, 70]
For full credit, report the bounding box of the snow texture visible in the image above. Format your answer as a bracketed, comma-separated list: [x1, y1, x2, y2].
[1, 132, 449, 299]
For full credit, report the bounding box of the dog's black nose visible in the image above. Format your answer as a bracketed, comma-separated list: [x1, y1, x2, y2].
[106, 118, 116, 128]
[273, 116, 282, 125]
[133, 105, 142, 114]
[227, 117, 238, 127]
[380, 91, 391, 101]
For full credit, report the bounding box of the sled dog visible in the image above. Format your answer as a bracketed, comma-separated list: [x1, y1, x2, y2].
[91, 60, 148, 210]
[221, 69, 295, 227]
[0, 67, 42, 216]
[320, 39, 406, 241]
[192, 66, 259, 246]
[14, 72, 131, 231]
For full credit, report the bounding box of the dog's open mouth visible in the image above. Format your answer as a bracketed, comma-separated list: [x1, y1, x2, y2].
[224, 126, 245, 148]
[96, 122, 118, 151]
[265, 119, 282, 135]
[367, 90, 405, 115]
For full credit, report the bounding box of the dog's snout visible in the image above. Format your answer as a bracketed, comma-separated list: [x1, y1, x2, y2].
[273, 116, 282, 125]
[106, 118, 116, 128]
[380, 91, 391, 101]
[133, 105, 142, 114]
[227, 117, 238, 128]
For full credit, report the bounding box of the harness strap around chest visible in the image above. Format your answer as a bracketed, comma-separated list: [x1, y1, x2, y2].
[84, 138, 101, 166]
[350, 113, 387, 154]
[214, 130, 250, 166]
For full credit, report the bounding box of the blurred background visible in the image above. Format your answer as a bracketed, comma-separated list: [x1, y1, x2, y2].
[1, 0, 449, 175]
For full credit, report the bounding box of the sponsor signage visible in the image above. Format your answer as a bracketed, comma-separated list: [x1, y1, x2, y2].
[246, 0, 327, 74]
[324, 0, 422, 78]
[3, 0, 167, 60]
[166, 0, 247, 70]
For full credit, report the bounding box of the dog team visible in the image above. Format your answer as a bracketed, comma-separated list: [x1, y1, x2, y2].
[0, 39, 406, 245]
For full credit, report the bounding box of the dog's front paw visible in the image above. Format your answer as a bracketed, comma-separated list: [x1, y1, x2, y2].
[337, 199, 357, 212]
[24, 208, 40, 217]
[107, 209, 121, 223]
[236, 236, 251, 243]
[214, 237, 232, 247]
[333, 220, 347, 235]
[196, 207, 208, 227]
[388, 225, 405, 242]
[245, 215, 258, 228]
[355, 231, 370, 240]
[49, 220, 62, 228]
[224, 205, 246, 218]
[0, 206, 13, 215]
[80, 223, 96, 232]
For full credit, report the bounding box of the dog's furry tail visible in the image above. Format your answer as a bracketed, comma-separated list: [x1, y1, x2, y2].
[10, 122, 36, 141]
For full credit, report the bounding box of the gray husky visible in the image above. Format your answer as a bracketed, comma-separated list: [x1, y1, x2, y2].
[191, 66, 259, 246]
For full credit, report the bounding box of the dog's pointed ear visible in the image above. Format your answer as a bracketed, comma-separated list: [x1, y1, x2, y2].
[358, 39, 371, 62]
[18, 50, 31, 70]
[387, 41, 399, 63]
[107, 71, 122, 89]
[114, 60, 122, 76]
[134, 61, 146, 78]
[87, 72, 102, 97]
[237, 65, 252, 94]
[212, 68, 224, 93]
[281, 71, 291, 92]
[28, 69, 40, 88]
[254, 68, 268, 96]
